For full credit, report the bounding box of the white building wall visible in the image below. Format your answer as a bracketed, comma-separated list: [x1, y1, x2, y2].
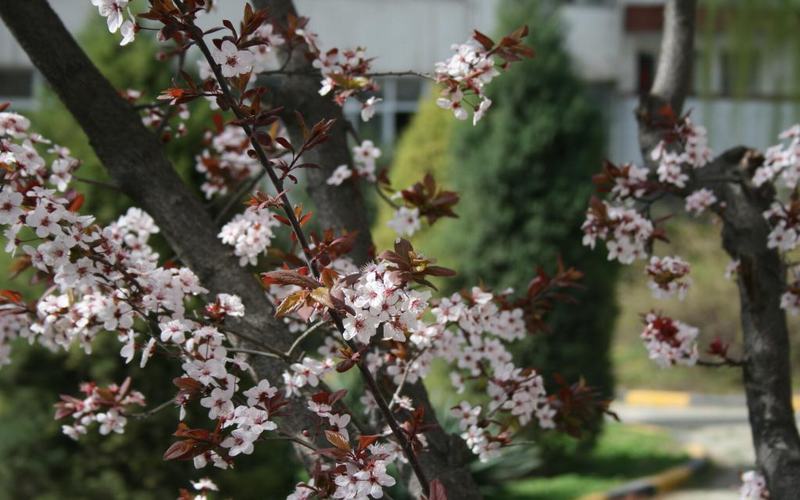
[0, 1, 499, 70]
[560, 4, 622, 83]
[2, 0, 799, 156]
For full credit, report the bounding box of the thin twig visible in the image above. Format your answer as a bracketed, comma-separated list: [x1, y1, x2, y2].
[72, 175, 122, 192]
[130, 398, 176, 419]
[213, 168, 269, 225]
[697, 358, 744, 368]
[228, 347, 285, 359]
[389, 348, 427, 409]
[259, 68, 432, 80]
[155, 50, 187, 137]
[286, 320, 327, 359]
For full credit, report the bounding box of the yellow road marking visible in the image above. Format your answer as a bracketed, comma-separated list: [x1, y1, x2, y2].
[625, 390, 691, 407]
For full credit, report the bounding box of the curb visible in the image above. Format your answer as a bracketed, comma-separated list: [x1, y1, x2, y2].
[579, 440, 709, 500]
[621, 389, 800, 410]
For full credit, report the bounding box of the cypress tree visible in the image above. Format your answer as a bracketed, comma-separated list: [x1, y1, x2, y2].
[447, 0, 619, 423]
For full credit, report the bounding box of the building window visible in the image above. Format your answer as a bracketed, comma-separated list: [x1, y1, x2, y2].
[345, 76, 426, 147]
[637, 52, 655, 94]
[0, 67, 34, 99]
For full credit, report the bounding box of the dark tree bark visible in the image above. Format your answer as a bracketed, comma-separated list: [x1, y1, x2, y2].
[637, 1, 800, 495]
[254, 0, 373, 264]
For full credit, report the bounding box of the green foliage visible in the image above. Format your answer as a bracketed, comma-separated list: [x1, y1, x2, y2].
[488, 423, 690, 500]
[0, 20, 300, 498]
[373, 0, 619, 466]
[451, 0, 617, 417]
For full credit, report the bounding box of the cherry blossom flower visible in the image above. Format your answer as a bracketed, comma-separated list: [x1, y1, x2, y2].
[192, 478, 219, 492]
[361, 97, 382, 122]
[119, 20, 135, 46]
[753, 124, 800, 189]
[387, 207, 421, 237]
[352, 140, 381, 181]
[473, 97, 492, 126]
[0, 188, 23, 225]
[215, 293, 245, 317]
[327, 164, 353, 186]
[212, 40, 255, 78]
[90, 0, 128, 33]
[740, 470, 769, 499]
[221, 428, 257, 456]
[96, 409, 128, 435]
[645, 255, 692, 300]
[640, 312, 698, 367]
[219, 206, 280, 266]
[0, 112, 31, 137]
[436, 88, 468, 121]
[451, 401, 481, 430]
[582, 201, 653, 264]
[685, 188, 717, 216]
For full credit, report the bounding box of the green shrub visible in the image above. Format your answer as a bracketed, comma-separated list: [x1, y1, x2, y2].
[373, 0, 619, 461]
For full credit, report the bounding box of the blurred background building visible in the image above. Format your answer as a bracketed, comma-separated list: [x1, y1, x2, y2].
[1, 0, 798, 158]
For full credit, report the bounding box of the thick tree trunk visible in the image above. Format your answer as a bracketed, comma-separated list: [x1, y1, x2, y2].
[637, 1, 800, 495]
[722, 177, 800, 497]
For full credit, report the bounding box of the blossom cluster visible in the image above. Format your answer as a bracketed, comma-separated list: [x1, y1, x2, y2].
[218, 204, 280, 266]
[55, 378, 146, 441]
[582, 200, 654, 264]
[339, 262, 431, 344]
[195, 125, 262, 198]
[753, 124, 800, 189]
[0, 112, 288, 471]
[205, 21, 285, 79]
[640, 312, 698, 367]
[651, 118, 712, 174]
[434, 39, 497, 125]
[603, 162, 650, 201]
[645, 255, 692, 300]
[314, 47, 380, 111]
[327, 140, 381, 186]
[684, 187, 717, 216]
[90, 0, 135, 46]
[763, 200, 800, 252]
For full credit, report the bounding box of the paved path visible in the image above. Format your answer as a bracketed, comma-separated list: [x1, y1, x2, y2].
[612, 403, 759, 499]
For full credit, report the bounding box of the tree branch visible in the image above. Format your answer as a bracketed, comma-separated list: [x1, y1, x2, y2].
[636, 1, 800, 495]
[0, 0, 331, 470]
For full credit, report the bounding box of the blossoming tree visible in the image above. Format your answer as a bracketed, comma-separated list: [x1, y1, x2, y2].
[581, 0, 800, 497]
[0, 1, 614, 499]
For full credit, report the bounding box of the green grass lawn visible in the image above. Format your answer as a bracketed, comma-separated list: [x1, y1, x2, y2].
[489, 423, 689, 500]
